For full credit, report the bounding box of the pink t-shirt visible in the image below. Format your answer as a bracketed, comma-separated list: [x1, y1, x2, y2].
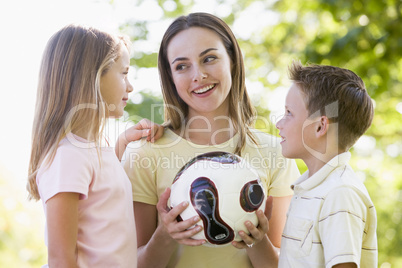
[37, 134, 137, 268]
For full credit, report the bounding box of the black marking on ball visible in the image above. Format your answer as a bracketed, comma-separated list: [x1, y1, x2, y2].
[190, 177, 234, 245]
[240, 180, 264, 212]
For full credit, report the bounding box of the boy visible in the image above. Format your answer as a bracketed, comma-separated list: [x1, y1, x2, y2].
[276, 61, 377, 268]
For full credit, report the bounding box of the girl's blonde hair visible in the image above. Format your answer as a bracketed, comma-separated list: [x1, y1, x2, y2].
[27, 24, 129, 200]
[158, 13, 256, 156]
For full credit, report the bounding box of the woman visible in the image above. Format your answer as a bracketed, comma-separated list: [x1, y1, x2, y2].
[124, 12, 300, 268]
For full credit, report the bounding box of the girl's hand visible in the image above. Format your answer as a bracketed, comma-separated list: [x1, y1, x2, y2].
[232, 196, 273, 249]
[115, 118, 164, 161]
[156, 188, 206, 246]
[124, 118, 164, 143]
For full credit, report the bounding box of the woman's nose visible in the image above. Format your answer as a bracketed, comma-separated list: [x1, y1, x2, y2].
[193, 65, 207, 82]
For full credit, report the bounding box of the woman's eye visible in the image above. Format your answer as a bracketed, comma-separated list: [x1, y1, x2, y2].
[175, 64, 186, 71]
[204, 56, 216, 63]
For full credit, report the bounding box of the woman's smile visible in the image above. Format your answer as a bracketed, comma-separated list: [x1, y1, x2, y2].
[192, 83, 217, 95]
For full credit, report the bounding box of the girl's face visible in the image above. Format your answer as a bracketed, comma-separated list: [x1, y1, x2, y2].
[167, 27, 232, 118]
[100, 44, 133, 118]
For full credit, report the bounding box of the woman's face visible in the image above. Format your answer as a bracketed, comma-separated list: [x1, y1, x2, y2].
[167, 27, 232, 118]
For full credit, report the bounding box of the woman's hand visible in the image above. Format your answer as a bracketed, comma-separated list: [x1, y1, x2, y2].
[156, 188, 206, 246]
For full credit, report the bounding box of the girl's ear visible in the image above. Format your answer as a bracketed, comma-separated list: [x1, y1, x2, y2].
[316, 116, 329, 138]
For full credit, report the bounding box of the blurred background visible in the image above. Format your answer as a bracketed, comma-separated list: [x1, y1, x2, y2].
[1, 0, 401, 267]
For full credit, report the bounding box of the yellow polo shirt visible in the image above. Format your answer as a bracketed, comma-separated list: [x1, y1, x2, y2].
[124, 128, 300, 268]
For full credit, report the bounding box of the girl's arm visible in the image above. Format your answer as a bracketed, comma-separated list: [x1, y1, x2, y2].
[135, 188, 204, 268]
[237, 195, 291, 268]
[46, 192, 80, 268]
[115, 119, 164, 161]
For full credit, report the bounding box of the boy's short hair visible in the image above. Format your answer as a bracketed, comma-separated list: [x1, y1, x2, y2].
[288, 60, 374, 151]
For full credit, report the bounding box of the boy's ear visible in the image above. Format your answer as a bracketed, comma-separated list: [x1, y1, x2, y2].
[316, 116, 329, 137]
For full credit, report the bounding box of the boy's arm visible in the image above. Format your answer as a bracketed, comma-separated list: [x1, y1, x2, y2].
[232, 197, 279, 268]
[46, 192, 80, 268]
[320, 187, 366, 267]
[115, 119, 164, 161]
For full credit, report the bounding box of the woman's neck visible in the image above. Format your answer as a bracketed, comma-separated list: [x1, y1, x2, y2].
[173, 111, 236, 145]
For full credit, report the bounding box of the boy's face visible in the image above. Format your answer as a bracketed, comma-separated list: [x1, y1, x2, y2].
[276, 83, 311, 159]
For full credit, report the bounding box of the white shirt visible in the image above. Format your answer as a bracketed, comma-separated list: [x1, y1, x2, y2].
[279, 152, 377, 268]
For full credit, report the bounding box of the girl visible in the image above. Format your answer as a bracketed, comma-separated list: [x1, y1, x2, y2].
[123, 13, 300, 268]
[27, 24, 161, 267]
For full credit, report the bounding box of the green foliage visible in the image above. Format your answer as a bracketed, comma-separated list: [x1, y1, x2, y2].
[131, 52, 158, 68]
[121, 0, 401, 266]
[124, 91, 165, 124]
[157, 0, 194, 17]
[0, 168, 46, 267]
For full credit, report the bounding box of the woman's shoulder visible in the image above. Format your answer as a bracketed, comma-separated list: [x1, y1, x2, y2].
[123, 128, 185, 158]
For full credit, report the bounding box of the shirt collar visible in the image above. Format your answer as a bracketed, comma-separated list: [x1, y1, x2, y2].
[291, 152, 351, 191]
